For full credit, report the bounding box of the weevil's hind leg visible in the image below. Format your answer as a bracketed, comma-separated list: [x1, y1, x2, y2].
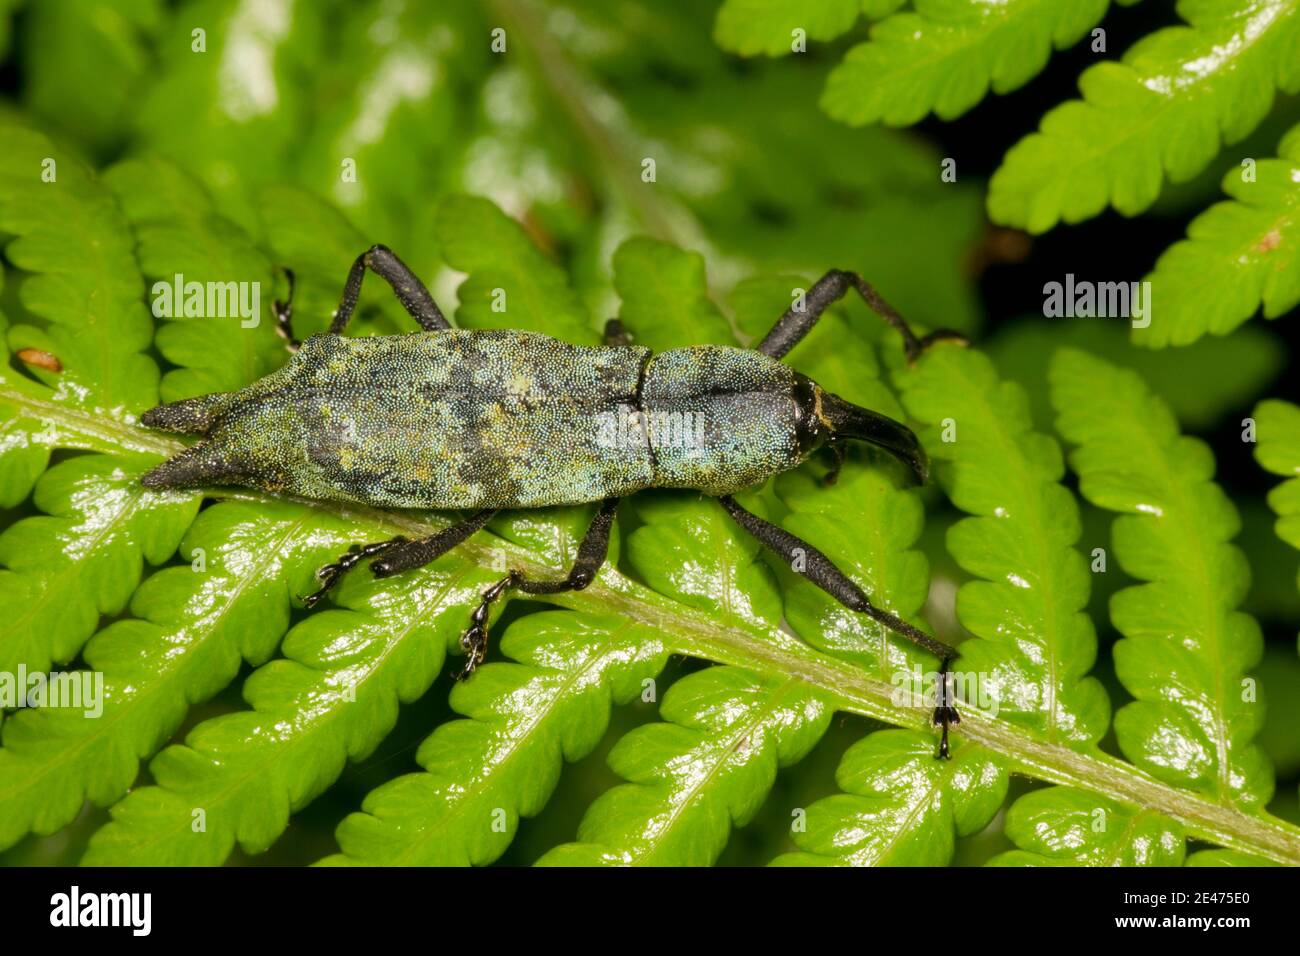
[717, 494, 960, 757]
[755, 269, 966, 364]
[273, 267, 300, 353]
[301, 509, 495, 609]
[458, 497, 619, 680]
[603, 318, 633, 346]
[330, 244, 451, 335]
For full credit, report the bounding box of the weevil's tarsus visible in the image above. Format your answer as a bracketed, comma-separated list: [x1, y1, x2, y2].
[301, 508, 497, 609]
[301, 536, 410, 609]
[456, 497, 619, 680]
[757, 268, 967, 364]
[331, 244, 450, 335]
[273, 266, 300, 353]
[934, 656, 961, 760]
[603, 318, 633, 347]
[718, 494, 960, 746]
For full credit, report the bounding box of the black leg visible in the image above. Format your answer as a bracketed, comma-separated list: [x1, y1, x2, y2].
[603, 318, 633, 346]
[301, 509, 495, 609]
[273, 267, 299, 352]
[756, 269, 964, 363]
[458, 497, 619, 680]
[717, 494, 960, 757]
[330, 244, 451, 335]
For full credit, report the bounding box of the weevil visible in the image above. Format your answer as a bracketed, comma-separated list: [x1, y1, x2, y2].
[140, 245, 964, 755]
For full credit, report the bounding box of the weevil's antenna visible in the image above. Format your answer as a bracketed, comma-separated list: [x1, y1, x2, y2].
[818, 389, 929, 484]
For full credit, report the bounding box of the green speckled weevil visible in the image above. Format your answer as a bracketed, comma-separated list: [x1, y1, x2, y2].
[141, 245, 965, 755]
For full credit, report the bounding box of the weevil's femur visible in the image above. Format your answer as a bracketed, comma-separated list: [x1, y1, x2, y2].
[795, 375, 929, 483]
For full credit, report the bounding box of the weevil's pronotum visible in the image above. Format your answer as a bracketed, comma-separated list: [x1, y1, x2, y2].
[140, 245, 964, 755]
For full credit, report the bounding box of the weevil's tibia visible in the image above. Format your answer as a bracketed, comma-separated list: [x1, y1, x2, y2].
[455, 497, 620, 681]
[273, 267, 300, 352]
[756, 268, 967, 364]
[331, 244, 451, 334]
[934, 656, 961, 760]
[718, 494, 961, 757]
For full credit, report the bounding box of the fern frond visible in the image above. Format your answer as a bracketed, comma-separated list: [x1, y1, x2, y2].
[104, 156, 285, 398]
[541, 667, 831, 866]
[822, 0, 1121, 127]
[434, 194, 595, 344]
[989, 787, 1185, 865]
[900, 345, 1110, 745]
[321, 611, 668, 866]
[989, 0, 1300, 232]
[0, 500, 353, 851]
[772, 731, 1008, 865]
[1136, 124, 1300, 347]
[1050, 348, 1273, 806]
[0, 124, 157, 413]
[81, 553, 495, 865]
[1253, 398, 1300, 646]
[713, 0, 868, 57]
[0, 454, 197, 677]
[612, 238, 733, 349]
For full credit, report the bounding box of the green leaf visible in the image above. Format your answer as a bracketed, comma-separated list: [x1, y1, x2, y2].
[435, 194, 596, 344]
[0, 500, 353, 851]
[824, 0, 1117, 127]
[1253, 398, 1300, 645]
[1136, 123, 1300, 347]
[989, 787, 1185, 866]
[105, 156, 286, 399]
[772, 731, 1008, 865]
[714, 0, 865, 57]
[989, 0, 1300, 232]
[901, 344, 1111, 746]
[539, 667, 833, 866]
[0, 454, 198, 677]
[82, 552, 496, 865]
[1050, 348, 1273, 807]
[613, 237, 734, 349]
[321, 611, 669, 866]
[0, 124, 157, 413]
[19, 0, 162, 152]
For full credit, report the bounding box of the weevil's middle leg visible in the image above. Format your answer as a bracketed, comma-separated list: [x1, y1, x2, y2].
[755, 269, 966, 363]
[457, 497, 619, 680]
[718, 494, 961, 758]
[603, 318, 633, 346]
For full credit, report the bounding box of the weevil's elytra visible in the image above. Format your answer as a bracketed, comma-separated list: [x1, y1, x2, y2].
[140, 243, 966, 756]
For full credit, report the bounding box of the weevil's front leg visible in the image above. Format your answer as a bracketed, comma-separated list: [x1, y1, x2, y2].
[301, 509, 495, 609]
[330, 244, 451, 335]
[755, 269, 965, 364]
[718, 494, 961, 757]
[457, 498, 619, 680]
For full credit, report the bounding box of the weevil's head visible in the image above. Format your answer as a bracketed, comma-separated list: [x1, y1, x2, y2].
[793, 374, 929, 483]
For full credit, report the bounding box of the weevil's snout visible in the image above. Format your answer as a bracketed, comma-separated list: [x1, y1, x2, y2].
[140, 393, 233, 435]
[795, 375, 929, 484]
